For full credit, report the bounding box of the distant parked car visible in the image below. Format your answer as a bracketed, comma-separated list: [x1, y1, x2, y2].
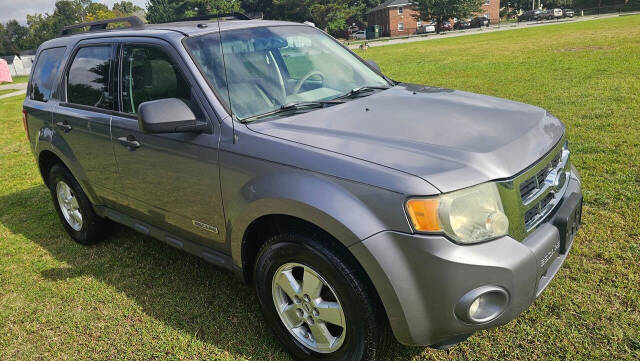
[352, 30, 366, 40]
[541, 8, 563, 20]
[546, 8, 563, 19]
[563, 9, 575, 18]
[553, 8, 564, 18]
[470, 16, 490, 28]
[417, 23, 436, 34]
[518, 10, 534, 21]
[518, 9, 543, 21]
[439, 20, 452, 31]
[454, 19, 471, 29]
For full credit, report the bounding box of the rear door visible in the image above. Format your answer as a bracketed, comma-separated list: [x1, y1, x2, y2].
[110, 38, 225, 249]
[52, 40, 122, 206]
[23, 47, 67, 150]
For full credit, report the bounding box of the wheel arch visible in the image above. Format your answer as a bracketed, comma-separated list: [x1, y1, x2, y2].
[36, 149, 100, 204]
[239, 213, 393, 336]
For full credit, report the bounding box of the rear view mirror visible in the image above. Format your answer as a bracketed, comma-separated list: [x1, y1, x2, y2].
[366, 59, 382, 73]
[138, 98, 208, 134]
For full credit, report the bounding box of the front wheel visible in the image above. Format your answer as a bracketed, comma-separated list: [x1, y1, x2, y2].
[254, 232, 390, 361]
[48, 164, 109, 245]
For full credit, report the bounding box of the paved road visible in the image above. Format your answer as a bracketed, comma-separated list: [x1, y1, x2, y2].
[0, 82, 27, 100]
[347, 12, 639, 49]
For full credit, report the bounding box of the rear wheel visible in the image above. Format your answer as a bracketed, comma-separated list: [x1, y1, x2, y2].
[48, 164, 109, 245]
[254, 231, 390, 361]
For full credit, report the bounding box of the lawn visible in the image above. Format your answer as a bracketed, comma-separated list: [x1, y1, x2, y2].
[0, 89, 22, 97]
[1, 15, 639, 361]
[0, 75, 29, 85]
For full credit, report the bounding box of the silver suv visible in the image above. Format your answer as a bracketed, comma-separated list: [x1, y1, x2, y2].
[23, 15, 582, 361]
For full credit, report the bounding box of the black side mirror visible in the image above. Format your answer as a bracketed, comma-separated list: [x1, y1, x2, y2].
[138, 98, 208, 134]
[366, 59, 382, 73]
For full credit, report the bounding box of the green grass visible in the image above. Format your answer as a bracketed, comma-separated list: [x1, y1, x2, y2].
[0, 89, 22, 97]
[0, 75, 29, 85]
[1, 15, 639, 360]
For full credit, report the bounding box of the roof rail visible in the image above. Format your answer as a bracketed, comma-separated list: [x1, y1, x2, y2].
[58, 16, 145, 37]
[159, 12, 251, 23]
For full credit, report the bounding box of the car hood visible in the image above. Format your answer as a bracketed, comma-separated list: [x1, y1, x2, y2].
[246, 83, 565, 193]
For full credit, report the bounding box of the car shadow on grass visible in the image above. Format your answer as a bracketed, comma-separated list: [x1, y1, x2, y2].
[0, 185, 427, 361]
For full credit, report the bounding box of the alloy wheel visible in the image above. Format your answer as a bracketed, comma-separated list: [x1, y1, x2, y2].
[56, 181, 83, 231]
[271, 262, 347, 353]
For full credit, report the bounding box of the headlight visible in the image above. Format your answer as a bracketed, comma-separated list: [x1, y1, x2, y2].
[406, 182, 509, 244]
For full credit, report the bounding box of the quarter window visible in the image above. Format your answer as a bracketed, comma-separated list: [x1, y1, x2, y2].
[398, 7, 403, 15]
[120, 45, 191, 114]
[67, 46, 113, 110]
[29, 47, 66, 102]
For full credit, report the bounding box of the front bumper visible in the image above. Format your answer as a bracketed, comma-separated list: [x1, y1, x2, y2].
[349, 170, 582, 346]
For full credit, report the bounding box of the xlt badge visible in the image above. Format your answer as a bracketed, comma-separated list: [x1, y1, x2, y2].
[192, 220, 219, 234]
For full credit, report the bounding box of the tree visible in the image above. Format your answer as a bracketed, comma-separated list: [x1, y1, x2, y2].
[271, 0, 363, 34]
[240, 0, 274, 17]
[309, 2, 359, 33]
[4, 20, 29, 51]
[350, 0, 384, 22]
[22, 14, 57, 50]
[86, 9, 117, 22]
[113, 1, 145, 15]
[411, 0, 483, 33]
[0, 23, 20, 55]
[146, 0, 242, 23]
[271, 0, 309, 22]
[146, 0, 176, 23]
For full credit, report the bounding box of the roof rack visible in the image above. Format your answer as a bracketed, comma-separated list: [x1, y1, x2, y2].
[159, 12, 251, 23]
[58, 16, 145, 37]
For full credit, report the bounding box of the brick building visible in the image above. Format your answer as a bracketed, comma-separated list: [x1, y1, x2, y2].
[367, 0, 500, 37]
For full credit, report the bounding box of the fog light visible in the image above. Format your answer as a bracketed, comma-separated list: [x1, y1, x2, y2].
[455, 286, 509, 324]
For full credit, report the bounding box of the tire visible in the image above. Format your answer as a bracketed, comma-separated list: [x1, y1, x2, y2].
[48, 163, 108, 245]
[254, 231, 391, 361]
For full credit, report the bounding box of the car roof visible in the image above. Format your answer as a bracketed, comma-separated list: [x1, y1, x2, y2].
[147, 19, 304, 36]
[38, 19, 308, 49]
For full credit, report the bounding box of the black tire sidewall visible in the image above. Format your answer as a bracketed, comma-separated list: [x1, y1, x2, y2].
[254, 235, 375, 361]
[48, 164, 102, 244]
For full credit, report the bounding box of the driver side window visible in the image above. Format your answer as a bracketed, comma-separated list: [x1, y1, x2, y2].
[120, 45, 192, 114]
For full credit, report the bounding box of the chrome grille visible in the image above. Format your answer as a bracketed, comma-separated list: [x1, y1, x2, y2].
[519, 151, 562, 201]
[497, 138, 571, 241]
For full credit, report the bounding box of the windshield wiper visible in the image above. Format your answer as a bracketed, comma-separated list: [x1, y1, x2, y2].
[242, 100, 344, 122]
[334, 85, 390, 100]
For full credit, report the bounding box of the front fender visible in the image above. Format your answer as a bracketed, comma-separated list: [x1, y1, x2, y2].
[224, 164, 412, 268]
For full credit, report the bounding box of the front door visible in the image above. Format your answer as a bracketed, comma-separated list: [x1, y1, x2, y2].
[110, 39, 225, 249]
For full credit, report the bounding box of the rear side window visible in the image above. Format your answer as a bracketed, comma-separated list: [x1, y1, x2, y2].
[29, 47, 66, 102]
[121, 45, 191, 114]
[67, 46, 113, 110]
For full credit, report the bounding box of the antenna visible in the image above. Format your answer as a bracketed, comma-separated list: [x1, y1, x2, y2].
[216, 13, 236, 144]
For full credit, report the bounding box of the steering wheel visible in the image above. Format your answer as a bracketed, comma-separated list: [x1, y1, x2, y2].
[293, 70, 326, 95]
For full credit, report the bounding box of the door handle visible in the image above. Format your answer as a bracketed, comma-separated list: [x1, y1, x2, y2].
[55, 121, 72, 133]
[117, 136, 141, 151]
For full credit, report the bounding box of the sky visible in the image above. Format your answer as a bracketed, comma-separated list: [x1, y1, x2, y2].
[0, 0, 148, 24]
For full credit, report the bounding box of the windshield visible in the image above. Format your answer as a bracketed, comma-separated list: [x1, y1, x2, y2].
[185, 25, 390, 120]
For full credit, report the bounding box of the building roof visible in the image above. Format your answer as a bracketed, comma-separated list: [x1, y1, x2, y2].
[367, 1, 411, 14]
